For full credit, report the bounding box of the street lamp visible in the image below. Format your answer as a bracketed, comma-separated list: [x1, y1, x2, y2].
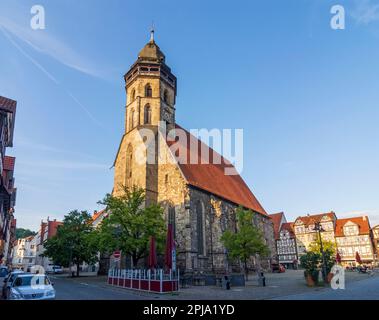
[313, 222, 327, 283]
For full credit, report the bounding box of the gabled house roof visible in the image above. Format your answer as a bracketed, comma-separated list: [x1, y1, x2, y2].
[281, 222, 295, 237]
[295, 211, 336, 226]
[269, 212, 285, 239]
[166, 124, 267, 216]
[92, 209, 106, 222]
[335, 216, 371, 237]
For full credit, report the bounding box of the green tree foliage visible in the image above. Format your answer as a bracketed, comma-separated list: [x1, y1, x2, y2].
[300, 252, 321, 282]
[96, 186, 166, 267]
[16, 228, 37, 239]
[309, 238, 336, 276]
[221, 207, 270, 280]
[43, 210, 98, 277]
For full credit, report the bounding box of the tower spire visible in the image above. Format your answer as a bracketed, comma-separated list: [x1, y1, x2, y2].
[150, 22, 155, 43]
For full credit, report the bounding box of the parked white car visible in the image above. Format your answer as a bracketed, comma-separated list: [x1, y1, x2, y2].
[46, 264, 63, 274]
[2, 270, 24, 299]
[7, 274, 55, 300]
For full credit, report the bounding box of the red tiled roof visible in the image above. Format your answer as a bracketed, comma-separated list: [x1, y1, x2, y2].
[335, 216, 371, 237]
[3, 156, 15, 171]
[281, 222, 295, 237]
[0, 96, 17, 113]
[269, 212, 284, 239]
[295, 212, 336, 226]
[92, 209, 106, 222]
[166, 124, 267, 215]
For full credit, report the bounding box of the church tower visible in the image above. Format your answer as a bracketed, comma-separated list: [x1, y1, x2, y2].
[113, 30, 177, 205]
[124, 29, 177, 133]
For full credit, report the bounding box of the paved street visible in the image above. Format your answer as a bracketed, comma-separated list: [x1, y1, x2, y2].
[46, 270, 379, 300]
[50, 275, 160, 300]
[277, 274, 379, 300]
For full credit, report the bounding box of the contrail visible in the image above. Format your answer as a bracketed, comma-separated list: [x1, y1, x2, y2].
[0, 25, 106, 129]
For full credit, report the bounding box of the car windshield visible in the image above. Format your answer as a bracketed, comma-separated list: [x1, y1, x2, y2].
[13, 276, 50, 287]
[0, 269, 7, 277]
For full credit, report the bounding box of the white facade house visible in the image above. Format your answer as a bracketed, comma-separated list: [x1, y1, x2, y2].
[11, 236, 37, 271]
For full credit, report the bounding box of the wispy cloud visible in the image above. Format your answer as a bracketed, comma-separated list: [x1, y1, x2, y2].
[18, 159, 109, 170]
[339, 209, 379, 225]
[15, 137, 99, 159]
[0, 24, 106, 129]
[350, 0, 379, 25]
[0, 15, 103, 78]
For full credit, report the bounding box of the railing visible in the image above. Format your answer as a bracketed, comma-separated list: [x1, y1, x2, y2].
[108, 268, 179, 293]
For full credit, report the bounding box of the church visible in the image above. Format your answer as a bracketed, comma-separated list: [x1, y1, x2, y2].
[112, 31, 276, 273]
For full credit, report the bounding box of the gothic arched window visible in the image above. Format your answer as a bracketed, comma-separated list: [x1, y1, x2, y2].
[126, 144, 133, 183]
[145, 84, 152, 97]
[130, 109, 135, 130]
[168, 207, 176, 239]
[163, 89, 169, 104]
[130, 89, 136, 102]
[144, 104, 152, 124]
[196, 201, 205, 256]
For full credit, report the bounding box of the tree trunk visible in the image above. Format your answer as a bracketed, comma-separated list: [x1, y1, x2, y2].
[132, 253, 139, 268]
[244, 259, 249, 281]
[76, 262, 80, 277]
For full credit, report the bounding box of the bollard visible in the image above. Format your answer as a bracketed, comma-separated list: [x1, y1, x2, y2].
[258, 272, 266, 287]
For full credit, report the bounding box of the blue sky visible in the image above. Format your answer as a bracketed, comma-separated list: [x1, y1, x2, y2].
[0, 0, 378, 231]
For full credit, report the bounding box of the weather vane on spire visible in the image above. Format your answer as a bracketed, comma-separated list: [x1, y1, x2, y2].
[150, 21, 155, 42]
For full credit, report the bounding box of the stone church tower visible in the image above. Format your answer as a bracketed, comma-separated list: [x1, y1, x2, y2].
[113, 30, 177, 205]
[113, 31, 276, 274]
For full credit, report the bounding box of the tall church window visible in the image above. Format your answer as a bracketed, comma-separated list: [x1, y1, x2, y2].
[163, 89, 169, 104]
[126, 144, 133, 182]
[168, 207, 176, 239]
[130, 89, 136, 102]
[145, 84, 152, 97]
[144, 104, 152, 124]
[196, 201, 205, 255]
[130, 109, 135, 129]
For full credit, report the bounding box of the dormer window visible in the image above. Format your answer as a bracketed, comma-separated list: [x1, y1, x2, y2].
[344, 224, 359, 236]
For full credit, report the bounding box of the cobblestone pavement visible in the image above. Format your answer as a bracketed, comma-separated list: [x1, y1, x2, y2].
[49, 269, 379, 300]
[277, 273, 379, 300]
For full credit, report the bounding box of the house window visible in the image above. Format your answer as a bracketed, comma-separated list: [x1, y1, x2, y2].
[344, 225, 358, 236]
[144, 104, 152, 124]
[145, 84, 152, 97]
[196, 201, 205, 256]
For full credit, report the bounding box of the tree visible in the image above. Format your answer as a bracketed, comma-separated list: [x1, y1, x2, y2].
[300, 252, 321, 283]
[43, 210, 98, 277]
[96, 186, 166, 267]
[16, 228, 37, 239]
[221, 207, 270, 280]
[309, 239, 336, 277]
